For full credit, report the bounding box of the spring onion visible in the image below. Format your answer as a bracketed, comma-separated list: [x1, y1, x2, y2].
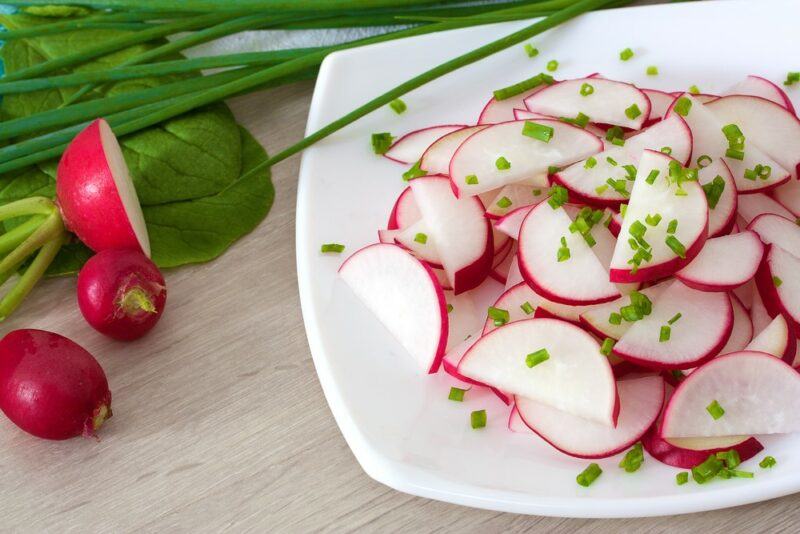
[665, 235, 686, 258]
[580, 82, 594, 96]
[403, 161, 428, 181]
[488, 306, 510, 326]
[448, 387, 466, 402]
[548, 185, 569, 209]
[645, 213, 662, 226]
[692, 454, 724, 484]
[667, 219, 678, 234]
[773, 276, 783, 287]
[557, 236, 571, 262]
[609, 312, 622, 325]
[471, 409, 487, 429]
[785, 72, 800, 86]
[697, 154, 712, 167]
[619, 442, 644, 472]
[625, 103, 642, 120]
[465, 174, 479, 185]
[526, 348, 550, 368]
[706, 400, 725, 420]
[676, 472, 689, 485]
[688, 84, 700, 94]
[389, 98, 408, 114]
[659, 325, 671, 342]
[645, 169, 660, 185]
[600, 337, 615, 356]
[584, 156, 597, 169]
[321, 243, 345, 253]
[673, 96, 692, 117]
[576, 463, 602, 487]
[522, 121, 555, 142]
[660, 146, 672, 155]
[493, 72, 552, 101]
[760, 456, 777, 469]
[371, 132, 394, 154]
[646, 65, 658, 76]
[497, 196, 513, 208]
[520, 301, 535, 315]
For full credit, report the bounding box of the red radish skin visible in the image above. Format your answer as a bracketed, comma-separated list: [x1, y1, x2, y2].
[0, 329, 111, 440]
[642, 427, 763, 469]
[386, 186, 421, 230]
[77, 249, 167, 341]
[57, 119, 150, 256]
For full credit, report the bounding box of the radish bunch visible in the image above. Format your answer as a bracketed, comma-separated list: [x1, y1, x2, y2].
[339, 73, 800, 483]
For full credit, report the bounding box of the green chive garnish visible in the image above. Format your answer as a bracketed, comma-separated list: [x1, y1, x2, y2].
[624, 103, 642, 120]
[465, 174, 479, 185]
[676, 472, 689, 485]
[488, 306, 510, 327]
[557, 235, 571, 262]
[659, 325, 671, 342]
[618, 442, 644, 472]
[546, 59, 559, 72]
[496, 196, 513, 209]
[447, 303, 453, 313]
[688, 85, 701, 94]
[646, 65, 659, 76]
[471, 409, 487, 429]
[414, 232, 428, 244]
[692, 455, 724, 484]
[706, 400, 725, 420]
[584, 156, 597, 169]
[371, 132, 394, 155]
[609, 312, 622, 325]
[403, 160, 428, 181]
[524, 43, 539, 57]
[697, 154, 712, 168]
[645, 169, 660, 185]
[773, 276, 783, 287]
[600, 337, 615, 356]
[702, 176, 726, 209]
[716, 449, 741, 469]
[580, 82, 594, 96]
[645, 213, 662, 226]
[665, 235, 686, 258]
[389, 98, 407, 114]
[526, 348, 550, 368]
[493, 73, 552, 101]
[668, 312, 682, 325]
[547, 185, 569, 209]
[595, 184, 609, 195]
[321, 243, 345, 253]
[605, 126, 624, 142]
[667, 219, 678, 234]
[722, 124, 745, 148]
[725, 148, 745, 160]
[760, 456, 777, 469]
[785, 72, 800, 86]
[660, 146, 672, 155]
[522, 121, 554, 142]
[520, 301, 535, 315]
[532, 189, 542, 196]
[674, 96, 692, 117]
[577, 463, 602, 487]
[449, 386, 466, 402]
[619, 47, 634, 61]
[495, 156, 511, 170]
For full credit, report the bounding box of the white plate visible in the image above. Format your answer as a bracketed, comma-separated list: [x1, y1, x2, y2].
[296, 0, 800, 517]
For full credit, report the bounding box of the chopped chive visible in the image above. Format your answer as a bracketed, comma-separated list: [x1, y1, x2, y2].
[371, 132, 394, 154]
[759, 456, 777, 469]
[606, 178, 629, 197]
[526, 348, 550, 368]
[580, 82, 595, 96]
[520, 301, 535, 315]
[623, 164, 637, 181]
[609, 312, 622, 325]
[595, 184, 609, 195]
[773, 276, 783, 287]
[689, 85, 701, 94]
[524, 43, 539, 57]
[702, 175, 726, 209]
[471, 409, 487, 429]
[577, 463, 602, 487]
[488, 306, 510, 326]
[728, 469, 754, 478]
[611, 137, 625, 147]
[671, 369, 685, 381]
[414, 232, 428, 244]
[667, 219, 678, 234]
[557, 234, 571, 262]
[725, 148, 745, 160]
[660, 146, 673, 155]
[465, 174, 479, 185]
[629, 220, 647, 238]
[785, 72, 800, 86]
[496, 196, 513, 209]
[448, 386, 466, 402]
[676, 472, 689, 485]
[546, 59, 559, 72]
[645, 169, 660, 185]
[620, 304, 642, 322]
[716, 449, 741, 469]
[619, 47, 634, 61]
[495, 156, 511, 170]
[321, 243, 345, 253]
[605, 126, 625, 142]
[584, 156, 598, 169]
[389, 98, 407, 114]
[697, 154, 712, 167]
[625, 103, 642, 120]
[722, 124, 745, 148]
[532, 188, 542, 196]
[403, 160, 428, 181]
[620, 204, 628, 218]
[628, 237, 639, 250]
[522, 121, 555, 142]
[759, 165, 772, 180]
[692, 455, 724, 484]
[600, 337, 616, 356]
[668, 312, 682, 325]
[606, 156, 618, 166]
[560, 112, 590, 129]
[665, 235, 686, 258]
[674, 96, 692, 117]
[659, 325, 671, 342]
[646, 65, 659, 76]
[447, 303, 453, 313]
[548, 165, 560, 175]
[646, 213, 662, 226]
[744, 167, 758, 181]
[706, 399, 725, 420]
[583, 232, 596, 247]
[547, 185, 569, 209]
[618, 442, 644, 472]
[493, 73, 551, 101]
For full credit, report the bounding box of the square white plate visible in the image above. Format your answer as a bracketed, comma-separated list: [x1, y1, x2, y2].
[296, 0, 800, 517]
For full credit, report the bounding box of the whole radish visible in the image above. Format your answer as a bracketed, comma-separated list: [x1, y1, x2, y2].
[0, 329, 111, 440]
[77, 249, 166, 341]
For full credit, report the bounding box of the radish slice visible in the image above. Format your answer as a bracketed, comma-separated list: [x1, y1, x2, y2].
[579, 284, 667, 341]
[524, 78, 651, 129]
[771, 178, 800, 217]
[643, 88, 676, 123]
[516, 376, 664, 459]
[449, 120, 602, 197]
[508, 405, 534, 434]
[378, 228, 400, 244]
[512, 109, 551, 121]
[419, 125, 488, 175]
[490, 243, 516, 284]
[395, 220, 442, 267]
[609, 150, 708, 283]
[722, 75, 796, 115]
[734, 279, 755, 310]
[675, 231, 764, 292]
[706, 95, 800, 179]
[441, 334, 511, 404]
[444, 292, 482, 353]
[492, 228, 511, 256]
[667, 94, 790, 193]
[485, 184, 547, 219]
[495, 205, 535, 240]
[661, 351, 800, 438]
[737, 193, 795, 224]
[387, 186, 421, 230]
[339, 243, 448, 373]
[750, 284, 772, 334]
[491, 239, 513, 268]
[518, 202, 620, 305]
[754, 244, 800, 336]
[747, 213, 800, 257]
[644, 429, 763, 469]
[409, 176, 493, 294]
[614, 280, 732, 370]
[746, 314, 796, 364]
[718, 293, 753, 355]
[458, 318, 618, 425]
[481, 282, 539, 335]
[698, 159, 737, 237]
[478, 85, 550, 125]
[504, 255, 523, 289]
[384, 125, 466, 165]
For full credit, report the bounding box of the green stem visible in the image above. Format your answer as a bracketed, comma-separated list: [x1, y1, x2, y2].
[0, 0, 460, 12]
[0, 211, 63, 277]
[0, 10, 159, 40]
[0, 197, 57, 221]
[0, 216, 47, 256]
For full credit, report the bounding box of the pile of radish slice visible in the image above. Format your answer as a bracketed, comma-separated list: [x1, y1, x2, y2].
[338, 73, 800, 475]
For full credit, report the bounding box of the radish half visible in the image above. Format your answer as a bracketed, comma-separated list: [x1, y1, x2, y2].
[449, 119, 602, 197]
[746, 314, 796, 364]
[458, 318, 619, 425]
[675, 231, 764, 292]
[614, 280, 732, 370]
[383, 124, 465, 165]
[643, 428, 763, 469]
[419, 125, 488, 175]
[339, 243, 448, 373]
[661, 351, 800, 438]
[516, 376, 664, 459]
[495, 205, 535, 240]
[722, 75, 796, 115]
[57, 118, 150, 257]
[747, 213, 800, 257]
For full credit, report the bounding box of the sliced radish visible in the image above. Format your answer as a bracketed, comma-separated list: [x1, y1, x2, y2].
[516, 376, 663, 459]
[675, 231, 764, 291]
[579, 284, 667, 341]
[614, 280, 732, 370]
[734, 279, 755, 310]
[706, 95, 800, 179]
[504, 255, 523, 289]
[449, 120, 602, 197]
[718, 293, 753, 355]
[747, 213, 800, 257]
[378, 228, 400, 244]
[698, 159, 737, 237]
[481, 282, 539, 335]
[771, 178, 800, 217]
[441, 334, 511, 405]
[394, 220, 442, 267]
[754, 244, 800, 336]
[492, 228, 511, 256]
[383, 125, 466, 165]
[339, 243, 447, 373]
[490, 243, 516, 284]
[495, 205, 535, 240]
[508, 405, 534, 434]
[444, 292, 482, 353]
[478, 85, 549, 125]
[722, 75, 796, 115]
[512, 108, 551, 121]
[644, 428, 763, 469]
[737, 192, 795, 224]
[518, 202, 620, 305]
[667, 94, 790, 193]
[57, 118, 150, 256]
[524, 78, 651, 129]
[746, 314, 796, 364]
[387, 186, 421, 230]
[642, 88, 676, 124]
[485, 184, 548, 219]
[458, 318, 618, 425]
[661, 351, 800, 438]
[409, 176, 493, 293]
[609, 150, 708, 283]
[750, 284, 772, 334]
[419, 125, 488, 175]
[607, 210, 623, 236]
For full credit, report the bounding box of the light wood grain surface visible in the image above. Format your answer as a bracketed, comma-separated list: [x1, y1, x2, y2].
[1, 64, 800, 534]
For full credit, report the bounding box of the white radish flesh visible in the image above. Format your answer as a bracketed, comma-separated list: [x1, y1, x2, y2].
[745, 314, 796, 364]
[747, 213, 800, 257]
[737, 193, 795, 224]
[717, 294, 753, 355]
[485, 184, 547, 219]
[722, 75, 796, 114]
[384, 125, 466, 164]
[395, 220, 442, 267]
[419, 125, 488, 175]
[698, 159, 737, 237]
[675, 231, 764, 292]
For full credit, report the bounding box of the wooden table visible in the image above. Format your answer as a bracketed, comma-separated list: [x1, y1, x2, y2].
[1, 75, 799, 534]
